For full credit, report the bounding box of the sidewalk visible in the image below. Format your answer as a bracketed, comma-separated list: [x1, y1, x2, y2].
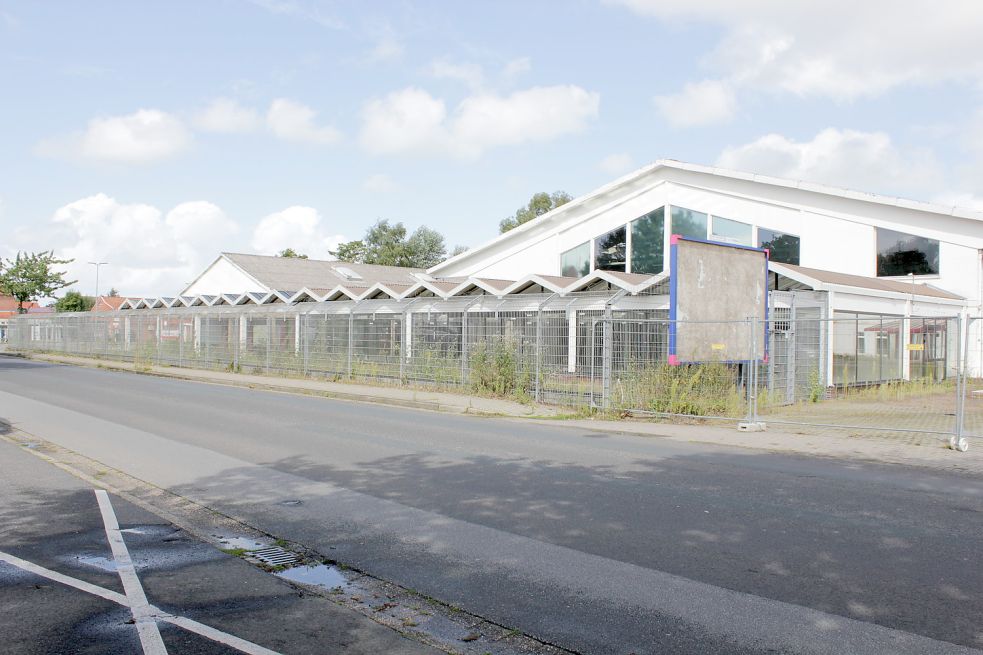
[18, 351, 557, 417]
[12, 351, 981, 475]
[549, 417, 983, 475]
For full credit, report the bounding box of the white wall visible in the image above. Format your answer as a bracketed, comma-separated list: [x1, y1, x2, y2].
[437, 167, 983, 315]
[182, 257, 265, 296]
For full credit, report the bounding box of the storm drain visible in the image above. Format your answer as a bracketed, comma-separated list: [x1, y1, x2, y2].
[248, 546, 298, 567]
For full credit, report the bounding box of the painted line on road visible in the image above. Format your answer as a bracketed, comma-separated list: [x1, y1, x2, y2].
[0, 549, 284, 655]
[95, 489, 169, 655]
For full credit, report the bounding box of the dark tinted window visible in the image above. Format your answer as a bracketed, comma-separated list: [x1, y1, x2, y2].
[876, 228, 939, 276]
[594, 226, 627, 272]
[630, 208, 665, 274]
[560, 242, 591, 277]
[670, 206, 707, 240]
[758, 228, 800, 265]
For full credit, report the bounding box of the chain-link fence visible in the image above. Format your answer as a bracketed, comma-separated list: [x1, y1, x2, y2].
[8, 304, 974, 451]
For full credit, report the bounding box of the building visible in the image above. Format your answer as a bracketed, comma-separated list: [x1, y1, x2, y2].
[14, 159, 982, 389]
[91, 296, 127, 312]
[0, 296, 41, 341]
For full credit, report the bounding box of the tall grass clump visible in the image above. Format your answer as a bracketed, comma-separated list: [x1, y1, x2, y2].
[613, 360, 745, 416]
[468, 337, 532, 400]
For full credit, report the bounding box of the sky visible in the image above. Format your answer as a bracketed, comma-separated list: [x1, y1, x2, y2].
[2, 0, 983, 297]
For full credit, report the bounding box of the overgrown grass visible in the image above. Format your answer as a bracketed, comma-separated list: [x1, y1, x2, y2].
[467, 337, 533, 402]
[611, 360, 747, 417]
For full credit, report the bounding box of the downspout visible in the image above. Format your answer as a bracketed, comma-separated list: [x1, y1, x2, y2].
[397, 296, 425, 383]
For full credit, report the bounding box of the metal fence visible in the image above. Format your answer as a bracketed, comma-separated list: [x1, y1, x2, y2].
[7, 301, 974, 451]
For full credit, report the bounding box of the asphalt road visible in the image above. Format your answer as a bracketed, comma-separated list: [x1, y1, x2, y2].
[0, 433, 439, 655]
[1, 357, 982, 654]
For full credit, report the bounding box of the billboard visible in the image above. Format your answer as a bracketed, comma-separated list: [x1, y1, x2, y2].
[668, 236, 768, 364]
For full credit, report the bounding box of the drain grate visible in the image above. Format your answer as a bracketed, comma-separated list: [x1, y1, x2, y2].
[249, 546, 298, 567]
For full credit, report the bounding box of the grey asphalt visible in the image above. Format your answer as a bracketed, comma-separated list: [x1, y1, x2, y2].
[0, 431, 439, 654]
[1, 357, 982, 654]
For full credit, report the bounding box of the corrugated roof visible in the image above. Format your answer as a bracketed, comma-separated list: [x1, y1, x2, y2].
[774, 263, 964, 300]
[223, 253, 424, 290]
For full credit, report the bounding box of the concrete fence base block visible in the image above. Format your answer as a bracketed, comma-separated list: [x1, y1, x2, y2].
[738, 421, 767, 433]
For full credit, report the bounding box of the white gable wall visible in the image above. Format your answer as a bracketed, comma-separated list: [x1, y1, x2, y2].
[182, 257, 267, 296]
[435, 166, 983, 312]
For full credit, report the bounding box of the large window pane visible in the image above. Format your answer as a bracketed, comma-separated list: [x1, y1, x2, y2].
[594, 226, 627, 272]
[711, 216, 752, 245]
[670, 206, 708, 240]
[560, 242, 591, 277]
[758, 228, 800, 265]
[630, 207, 665, 274]
[876, 228, 939, 276]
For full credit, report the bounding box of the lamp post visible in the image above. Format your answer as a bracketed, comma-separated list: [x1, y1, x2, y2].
[88, 261, 108, 299]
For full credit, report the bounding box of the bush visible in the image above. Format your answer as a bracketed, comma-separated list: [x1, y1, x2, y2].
[468, 337, 532, 399]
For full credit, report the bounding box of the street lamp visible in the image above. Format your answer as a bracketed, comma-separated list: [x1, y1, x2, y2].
[88, 261, 108, 299]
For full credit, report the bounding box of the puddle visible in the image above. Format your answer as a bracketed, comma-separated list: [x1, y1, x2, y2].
[73, 555, 118, 572]
[19, 442, 40, 449]
[216, 536, 266, 551]
[276, 563, 348, 589]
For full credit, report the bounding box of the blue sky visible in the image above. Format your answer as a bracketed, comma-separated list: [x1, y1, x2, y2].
[2, 0, 983, 295]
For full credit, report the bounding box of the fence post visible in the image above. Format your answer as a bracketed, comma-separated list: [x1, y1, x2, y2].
[954, 315, 968, 451]
[601, 316, 612, 411]
[302, 313, 310, 377]
[347, 308, 354, 379]
[178, 317, 184, 367]
[233, 315, 240, 372]
[265, 315, 272, 374]
[746, 317, 756, 423]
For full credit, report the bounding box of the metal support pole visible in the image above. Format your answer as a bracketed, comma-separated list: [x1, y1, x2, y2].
[601, 290, 628, 411]
[535, 293, 559, 403]
[459, 295, 483, 388]
[265, 315, 272, 373]
[233, 316, 239, 372]
[347, 306, 355, 379]
[302, 313, 310, 377]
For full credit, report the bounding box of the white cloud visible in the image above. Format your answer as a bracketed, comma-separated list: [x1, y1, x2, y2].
[7, 194, 238, 296]
[716, 128, 943, 196]
[38, 109, 192, 163]
[599, 153, 635, 175]
[610, 1, 983, 103]
[251, 206, 346, 259]
[429, 60, 484, 90]
[360, 85, 599, 158]
[361, 174, 398, 193]
[654, 79, 734, 127]
[266, 98, 341, 145]
[502, 57, 532, 82]
[194, 98, 261, 133]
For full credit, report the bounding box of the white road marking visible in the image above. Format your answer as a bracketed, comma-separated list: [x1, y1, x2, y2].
[95, 488, 169, 655]
[0, 549, 284, 655]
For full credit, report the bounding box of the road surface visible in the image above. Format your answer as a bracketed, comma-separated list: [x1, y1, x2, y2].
[1, 357, 981, 654]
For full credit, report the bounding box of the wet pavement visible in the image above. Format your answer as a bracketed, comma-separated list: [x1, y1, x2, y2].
[0, 438, 440, 655]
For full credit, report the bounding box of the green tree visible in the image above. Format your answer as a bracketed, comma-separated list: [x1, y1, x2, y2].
[330, 240, 368, 263]
[0, 251, 75, 313]
[406, 226, 447, 268]
[450, 244, 469, 257]
[107, 287, 120, 297]
[54, 290, 95, 312]
[499, 191, 573, 233]
[331, 220, 448, 268]
[277, 248, 308, 259]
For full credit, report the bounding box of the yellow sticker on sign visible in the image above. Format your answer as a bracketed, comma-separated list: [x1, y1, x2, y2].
[711, 343, 726, 351]
[906, 343, 925, 351]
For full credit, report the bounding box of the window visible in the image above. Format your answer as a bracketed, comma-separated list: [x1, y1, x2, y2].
[670, 206, 708, 240]
[560, 242, 591, 277]
[711, 216, 752, 246]
[758, 228, 800, 265]
[594, 226, 627, 272]
[630, 207, 665, 274]
[876, 228, 939, 277]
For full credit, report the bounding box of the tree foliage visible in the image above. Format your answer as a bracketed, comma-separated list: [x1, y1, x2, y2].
[0, 251, 75, 312]
[107, 287, 120, 297]
[499, 191, 572, 233]
[54, 290, 95, 312]
[331, 219, 447, 268]
[277, 248, 308, 259]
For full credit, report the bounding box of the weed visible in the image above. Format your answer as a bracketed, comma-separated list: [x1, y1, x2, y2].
[220, 547, 247, 557]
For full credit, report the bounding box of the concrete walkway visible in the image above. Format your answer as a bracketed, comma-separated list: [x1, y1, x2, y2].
[11, 351, 981, 474]
[18, 352, 557, 417]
